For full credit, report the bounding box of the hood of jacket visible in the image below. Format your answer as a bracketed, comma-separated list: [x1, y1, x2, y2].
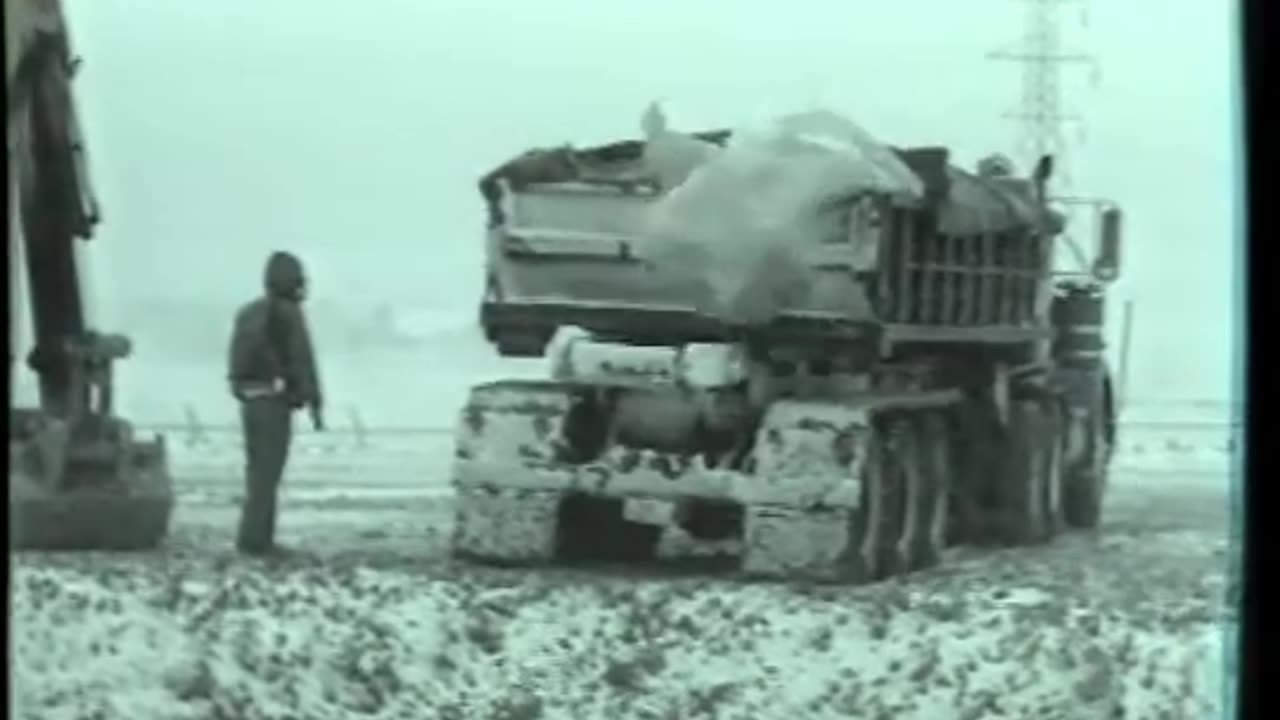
[264, 251, 306, 300]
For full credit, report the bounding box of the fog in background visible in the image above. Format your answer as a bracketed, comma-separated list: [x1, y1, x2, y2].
[23, 0, 1238, 424]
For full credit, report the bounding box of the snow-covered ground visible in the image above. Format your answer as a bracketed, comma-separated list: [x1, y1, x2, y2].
[13, 436, 1237, 719]
[12, 320, 1239, 719]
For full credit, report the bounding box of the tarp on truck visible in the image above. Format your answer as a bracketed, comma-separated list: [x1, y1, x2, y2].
[941, 168, 1042, 237]
[641, 109, 928, 324]
[480, 120, 1043, 240]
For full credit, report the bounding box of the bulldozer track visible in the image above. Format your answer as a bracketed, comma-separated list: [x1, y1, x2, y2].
[441, 379, 1223, 586]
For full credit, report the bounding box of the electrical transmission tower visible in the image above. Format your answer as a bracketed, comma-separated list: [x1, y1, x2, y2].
[988, 0, 1100, 192]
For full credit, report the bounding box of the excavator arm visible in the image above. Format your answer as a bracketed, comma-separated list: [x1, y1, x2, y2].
[7, 0, 173, 550]
[8, 0, 109, 416]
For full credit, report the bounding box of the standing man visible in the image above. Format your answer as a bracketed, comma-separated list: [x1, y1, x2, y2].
[226, 251, 324, 556]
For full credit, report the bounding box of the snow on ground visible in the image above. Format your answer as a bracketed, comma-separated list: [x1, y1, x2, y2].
[13, 448, 1236, 719]
[11, 556, 1226, 720]
[13, 319, 1238, 719]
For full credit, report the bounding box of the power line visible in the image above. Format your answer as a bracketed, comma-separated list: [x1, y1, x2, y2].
[988, 0, 1101, 192]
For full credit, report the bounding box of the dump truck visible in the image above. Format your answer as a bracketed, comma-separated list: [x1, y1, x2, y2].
[9, 0, 174, 549]
[458, 108, 1120, 583]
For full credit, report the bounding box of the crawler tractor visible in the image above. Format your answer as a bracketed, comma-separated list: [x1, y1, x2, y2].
[8, 0, 174, 549]
[455, 110, 1120, 583]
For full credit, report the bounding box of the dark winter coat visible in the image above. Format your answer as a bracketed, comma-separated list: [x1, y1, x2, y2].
[226, 252, 322, 410]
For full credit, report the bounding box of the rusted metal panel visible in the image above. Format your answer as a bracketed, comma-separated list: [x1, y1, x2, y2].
[1008, 235, 1026, 324]
[962, 236, 981, 326]
[940, 236, 959, 326]
[957, 235, 972, 325]
[506, 186, 657, 243]
[918, 234, 938, 325]
[1031, 234, 1051, 323]
[995, 234, 1015, 325]
[874, 208, 901, 320]
[1028, 235, 1045, 322]
[978, 234, 997, 324]
[896, 212, 916, 323]
[882, 323, 1054, 345]
[1028, 243, 1041, 322]
[480, 299, 878, 346]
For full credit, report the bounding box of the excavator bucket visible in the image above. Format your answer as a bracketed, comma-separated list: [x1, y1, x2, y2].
[9, 410, 174, 550]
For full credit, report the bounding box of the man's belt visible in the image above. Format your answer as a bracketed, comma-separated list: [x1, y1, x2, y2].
[234, 378, 285, 399]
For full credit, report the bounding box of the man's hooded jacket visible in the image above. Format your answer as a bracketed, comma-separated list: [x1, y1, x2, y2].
[227, 251, 322, 409]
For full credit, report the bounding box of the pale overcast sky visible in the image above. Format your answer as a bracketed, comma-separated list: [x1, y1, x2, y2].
[60, 0, 1239, 404]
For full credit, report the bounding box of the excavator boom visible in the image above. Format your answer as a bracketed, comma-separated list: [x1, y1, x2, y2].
[8, 0, 174, 550]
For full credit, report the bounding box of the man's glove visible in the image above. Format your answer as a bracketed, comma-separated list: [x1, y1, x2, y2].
[309, 404, 326, 432]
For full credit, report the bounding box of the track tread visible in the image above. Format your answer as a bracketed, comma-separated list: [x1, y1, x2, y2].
[451, 487, 560, 563]
[450, 374, 1110, 585]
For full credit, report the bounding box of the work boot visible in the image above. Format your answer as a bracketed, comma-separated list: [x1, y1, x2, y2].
[235, 541, 272, 557]
[264, 542, 300, 559]
[237, 542, 303, 561]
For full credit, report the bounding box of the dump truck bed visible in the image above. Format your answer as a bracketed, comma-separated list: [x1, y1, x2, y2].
[480, 119, 1057, 356]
